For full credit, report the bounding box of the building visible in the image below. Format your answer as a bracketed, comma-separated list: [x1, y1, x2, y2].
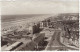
[40, 18, 51, 28]
[32, 33, 45, 43]
[28, 23, 40, 34]
[40, 21, 47, 28]
[32, 33, 45, 50]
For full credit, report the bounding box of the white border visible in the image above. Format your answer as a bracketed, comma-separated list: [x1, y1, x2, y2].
[0, 0, 79, 52]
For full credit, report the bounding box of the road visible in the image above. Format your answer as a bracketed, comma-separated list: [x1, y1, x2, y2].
[45, 30, 78, 51]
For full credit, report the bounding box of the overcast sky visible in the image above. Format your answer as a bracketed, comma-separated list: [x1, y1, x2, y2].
[1, 0, 79, 15]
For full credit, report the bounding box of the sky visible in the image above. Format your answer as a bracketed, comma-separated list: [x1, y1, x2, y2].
[1, 0, 79, 15]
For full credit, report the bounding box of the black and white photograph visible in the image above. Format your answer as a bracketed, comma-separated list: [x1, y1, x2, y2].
[1, 0, 79, 51]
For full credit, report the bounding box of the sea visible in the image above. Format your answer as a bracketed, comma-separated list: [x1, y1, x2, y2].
[1, 14, 52, 30]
